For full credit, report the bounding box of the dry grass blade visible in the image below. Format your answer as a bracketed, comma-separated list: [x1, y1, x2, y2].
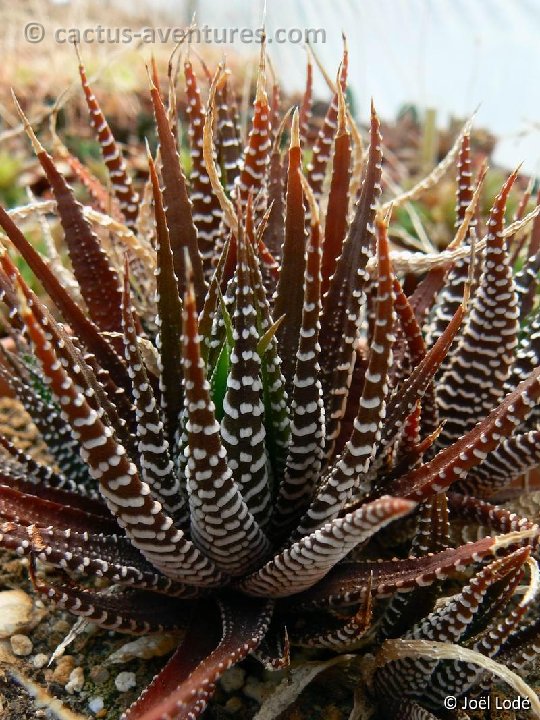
[374, 639, 540, 717]
[254, 655, 355, 720]
[380, 116, 474, 213]
[6, 668, 89, 720]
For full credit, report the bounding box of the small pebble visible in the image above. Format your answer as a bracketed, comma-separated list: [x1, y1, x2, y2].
[224, 696, 243, 714]
[115, 671, 137, 692]
[220, 667, 246, 693]
[52, 619, 71, 634]
[52, 655, 75, 685]
[10, 634, 33, 656]
[65, 666, 85, 694]
[88, 697, 104, 714]
[107, 634, 178, 663]
[33, 653, 49, 669]
[90, 665, 110, 684]
[0, 591, 35, 638]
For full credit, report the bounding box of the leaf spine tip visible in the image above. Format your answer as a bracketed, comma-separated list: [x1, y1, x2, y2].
[290, 108, 300, 150]
[336, 69, 347, 137]
[12, 91, 44, 156]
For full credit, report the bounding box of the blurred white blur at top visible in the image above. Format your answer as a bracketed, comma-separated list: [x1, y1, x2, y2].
[52, 0, 540, 174]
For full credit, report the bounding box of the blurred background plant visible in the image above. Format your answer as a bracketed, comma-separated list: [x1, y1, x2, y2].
[0, 1, 536, 236]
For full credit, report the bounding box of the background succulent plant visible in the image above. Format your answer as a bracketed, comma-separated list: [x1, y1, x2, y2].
[0, 38, 539, 720]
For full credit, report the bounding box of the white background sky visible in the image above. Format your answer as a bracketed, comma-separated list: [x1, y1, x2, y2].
[147, 0, 540, 174]
[60, 0, 538, 173]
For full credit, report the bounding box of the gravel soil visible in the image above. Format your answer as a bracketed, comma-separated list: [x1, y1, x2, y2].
[1, 551, 539, 720]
